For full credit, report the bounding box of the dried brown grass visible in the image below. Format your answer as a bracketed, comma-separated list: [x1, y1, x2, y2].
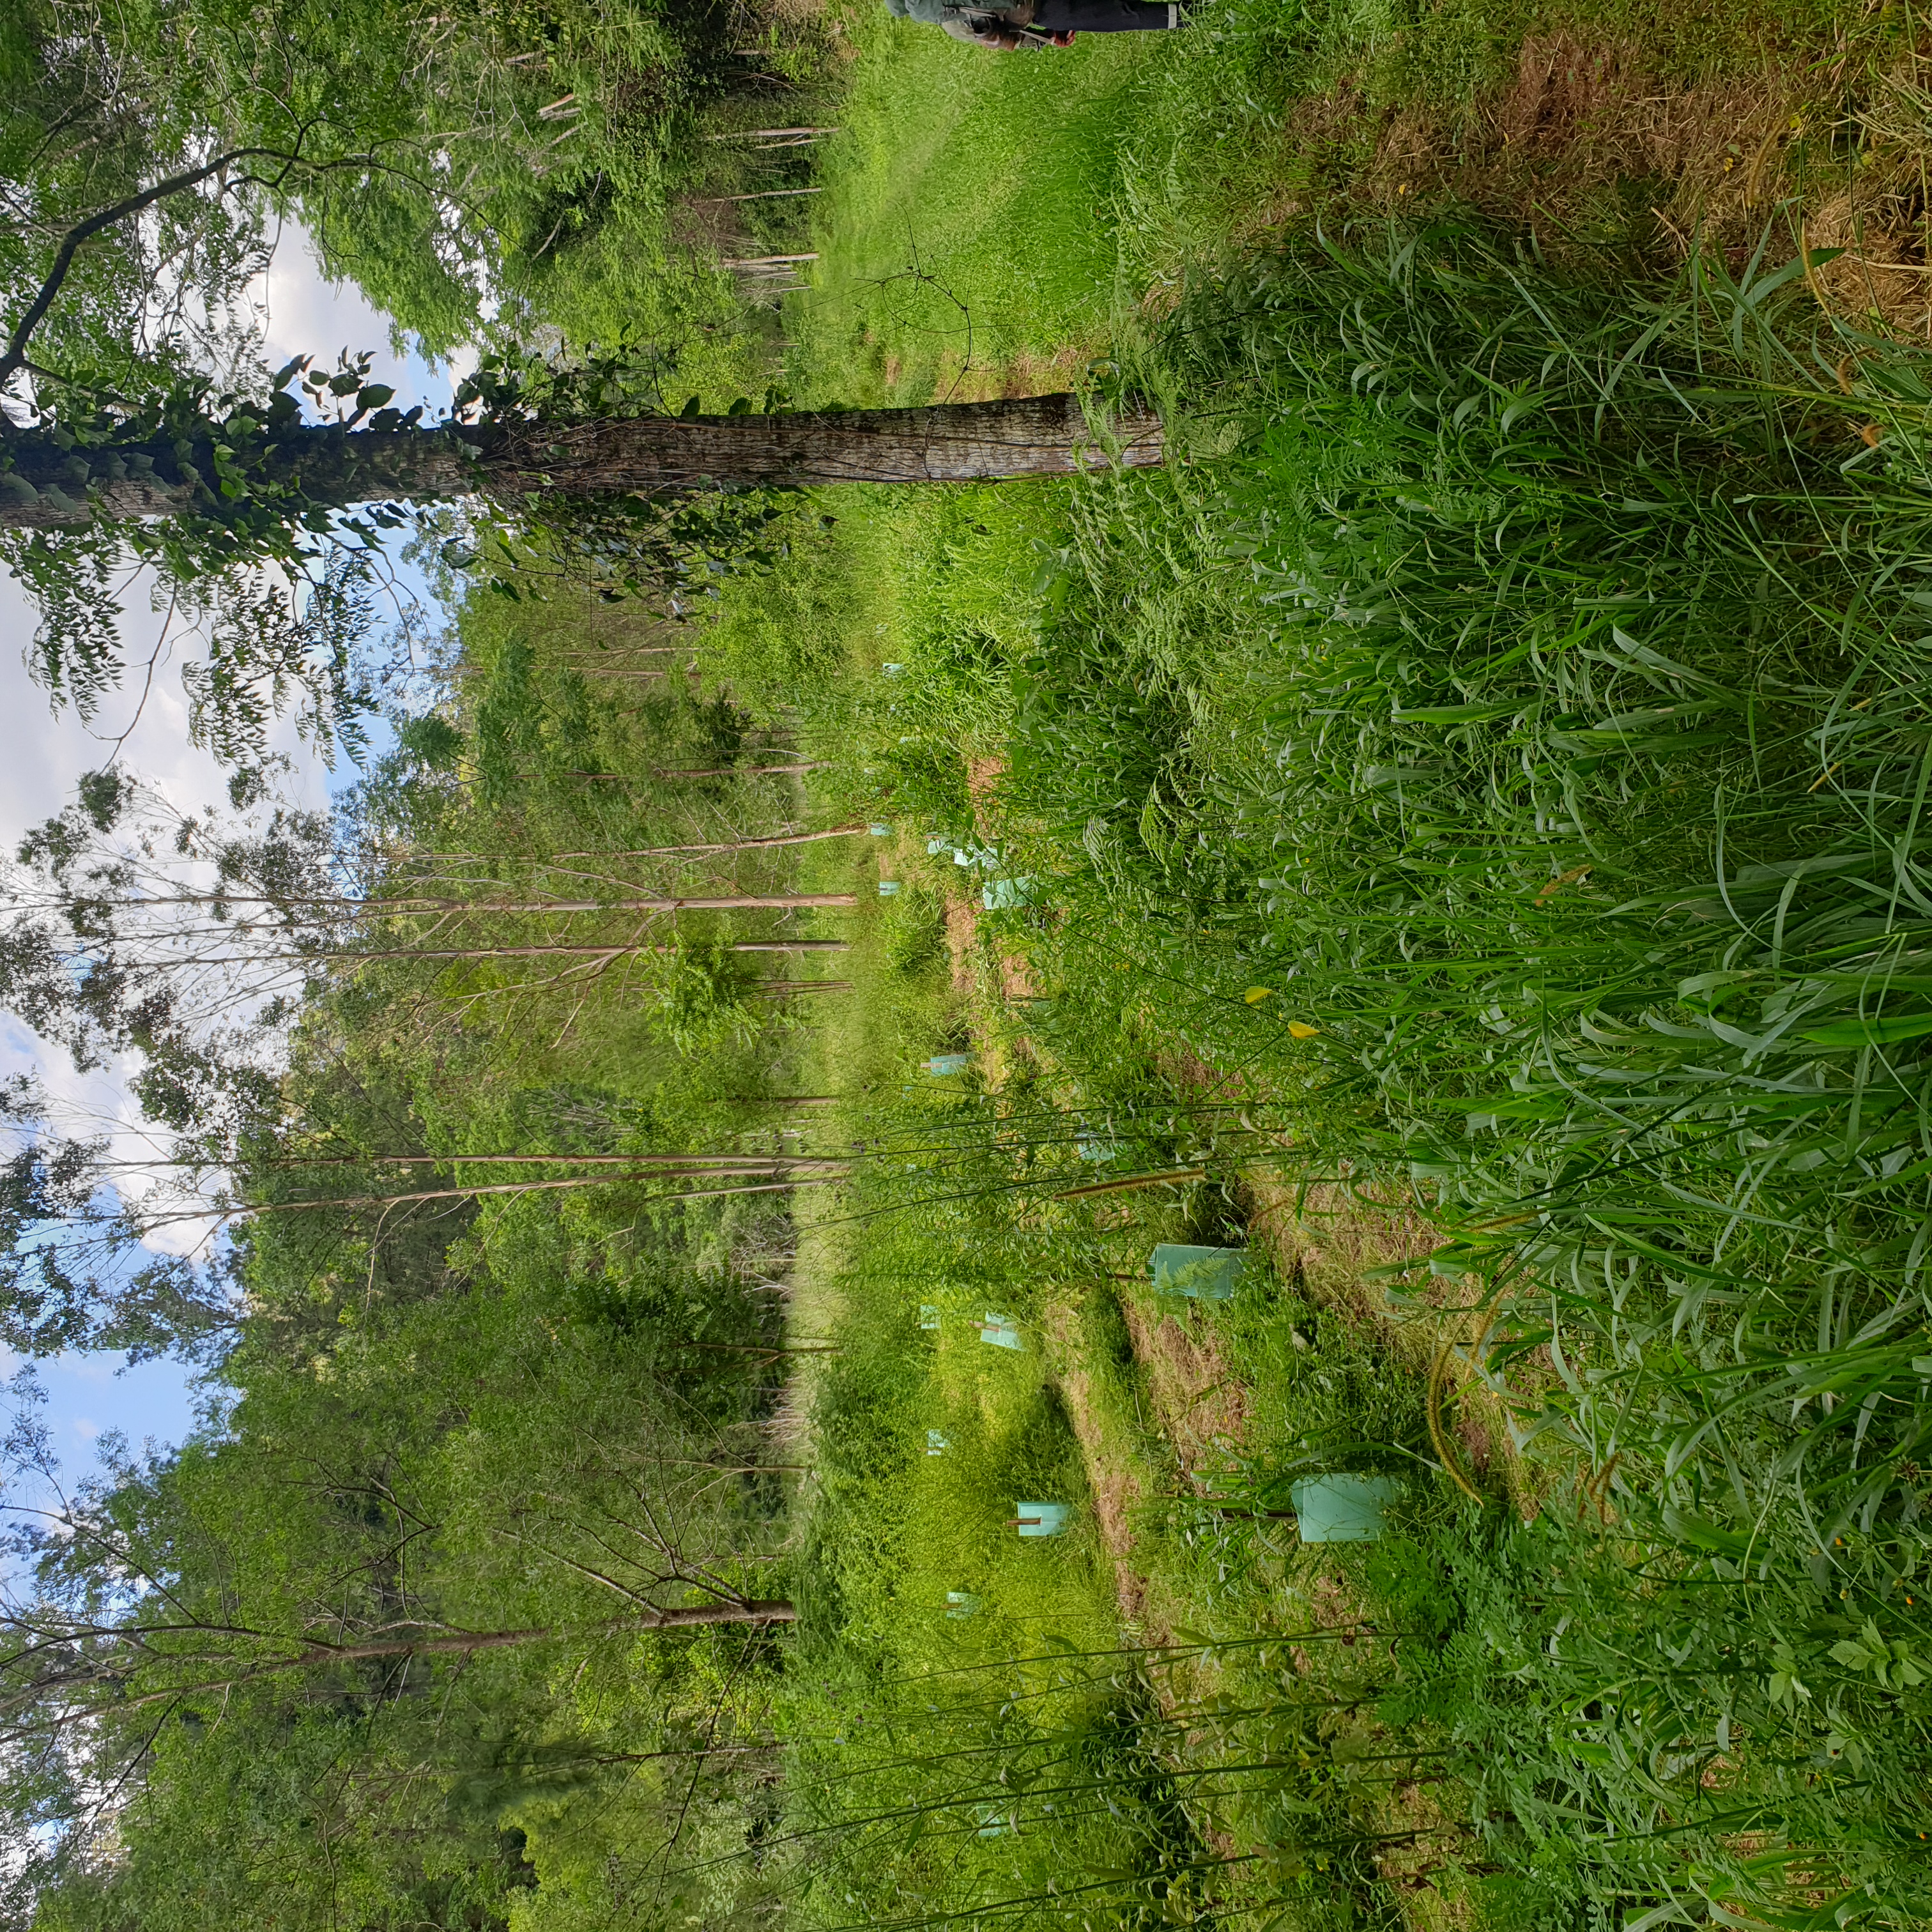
[1117, 1294, 1249, 1481]
[1367, 35, 1806, 247]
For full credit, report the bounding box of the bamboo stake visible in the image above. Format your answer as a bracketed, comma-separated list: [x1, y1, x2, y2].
[695, 187, 822, 203]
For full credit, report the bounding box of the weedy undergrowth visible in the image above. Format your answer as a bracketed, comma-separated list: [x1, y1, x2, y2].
[981, 220, 1932, 1923]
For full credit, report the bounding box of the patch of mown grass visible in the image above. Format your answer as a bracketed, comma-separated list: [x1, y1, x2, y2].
[739, 216, 1932, 1926]
[783, 13, 1148, 402]
[784, 0, 1914, 404]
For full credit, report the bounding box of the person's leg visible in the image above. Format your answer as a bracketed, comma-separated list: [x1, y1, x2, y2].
[1030, 0, 1183, 28]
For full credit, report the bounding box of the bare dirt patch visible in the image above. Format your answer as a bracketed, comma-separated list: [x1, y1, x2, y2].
[943, 897, 978, 998]
[1069, 1375, 1151, 1621]
[956, 755, 1036, 1000]
[1039, 1303, 1157, 1627]
[934, 343, 1099, 404]
[1118, 1296, 1248, 1482]
[966, 753, 1004, 825]
[994, 951, 1037, 1002]
[1157, 1044, 1253, 1106]
[1243, 1174, 1434, 1348]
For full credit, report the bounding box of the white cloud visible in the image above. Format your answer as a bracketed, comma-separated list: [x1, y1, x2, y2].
[0, 566, 335, 1204]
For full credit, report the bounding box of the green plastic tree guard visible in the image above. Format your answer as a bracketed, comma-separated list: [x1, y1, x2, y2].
[924, 1052, 972, 1076]
[1149, 1243, 1246, 1300]
[946, 1591, 981, 1620]
[918, 1304, 941, 1330]
[981, 876, 1038, 910]
[1013, 1501, 1070, 1538]
[877, 879, 901, 896]
[976, 1313, 1022, 1351]
[926, 1430, 950, 1455]
[1289, 1475, 1400, 1543]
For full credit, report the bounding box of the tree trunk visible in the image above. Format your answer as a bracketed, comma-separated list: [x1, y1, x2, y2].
[339, 939, 852, 958]
[652, 765, 830, 778]
[86, 1606, 801, 1715]
[238, 1163, 848, 1216]
[142, 891, 855, 915]
[0, 395, 1163, 529]
[554, 826, 863, 855]
[134, 939, 850, 966]
[381, 891, 859, 913]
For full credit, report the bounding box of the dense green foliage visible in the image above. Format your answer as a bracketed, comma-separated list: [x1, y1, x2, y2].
[0, 0, 841, 384]
[11, 2, 1932, 1931]
[688, 221, 1932, 1923]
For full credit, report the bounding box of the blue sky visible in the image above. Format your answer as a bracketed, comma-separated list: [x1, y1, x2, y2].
[0, 224, 464, 1496]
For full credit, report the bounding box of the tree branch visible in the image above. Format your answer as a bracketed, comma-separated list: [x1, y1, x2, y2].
[0, 139, 406, 399]
[0, 148, 270, 395]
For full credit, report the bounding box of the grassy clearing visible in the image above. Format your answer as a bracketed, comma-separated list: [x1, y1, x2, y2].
[394, 1, 1932, 1923]
[698, 191, 1932, 1921]
[38, 4, 1932, 1932]
[781, 0, 1931, 409]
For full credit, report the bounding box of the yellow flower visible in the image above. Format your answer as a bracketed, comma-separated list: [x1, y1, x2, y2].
[1287, 1022, 1321, 1039]
[1243, 986, 1275, 1004]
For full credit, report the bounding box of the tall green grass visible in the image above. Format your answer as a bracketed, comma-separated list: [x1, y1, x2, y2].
[1011, 226, 1932, 1537]
[737, 219, 1932, 1926]
[976, 223, 1932, 1924]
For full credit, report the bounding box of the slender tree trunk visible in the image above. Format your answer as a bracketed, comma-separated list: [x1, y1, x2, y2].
[91, 1606, 801, 1715]
[652, 765, 829, 779]
[553, 825, 864, 856]
[264, 1159, 848, 1207]
[111, 1151, 825, 1170]
[348, 939, 850, 958]
[299, 1604, 799, 1650]
[134, 891, 857, 916]
[0, 395, 1163, 529]
[131, 939, 850, 966]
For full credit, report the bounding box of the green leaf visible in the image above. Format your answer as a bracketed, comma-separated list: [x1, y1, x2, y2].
[1866, 364, 1932, 402]
[1798, 1009, 1932, 1047]
[1660, 1506, 1752, 1558]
